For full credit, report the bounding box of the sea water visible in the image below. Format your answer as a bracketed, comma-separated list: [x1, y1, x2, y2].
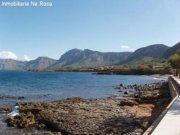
[0, 71, 161, 105]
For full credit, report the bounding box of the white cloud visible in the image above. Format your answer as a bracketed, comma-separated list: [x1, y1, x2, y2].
[120, 45, 134, 52]
[120, 45, 129, 49]
[0, 51, 18, 60]
[23, 55, 31, 61]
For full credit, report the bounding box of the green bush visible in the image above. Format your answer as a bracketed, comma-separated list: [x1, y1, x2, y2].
[168, 51, 180, 69]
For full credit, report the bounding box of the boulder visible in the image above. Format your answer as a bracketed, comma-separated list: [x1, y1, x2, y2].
[0, 106, 12, 113]
[119, 100, 138, 106]
[7, 112, 35, 128]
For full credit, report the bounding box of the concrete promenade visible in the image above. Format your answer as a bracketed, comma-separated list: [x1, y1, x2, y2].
[151, 76, 180, 135]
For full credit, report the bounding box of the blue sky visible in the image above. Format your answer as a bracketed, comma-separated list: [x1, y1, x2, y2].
[0, 0, 180, 60]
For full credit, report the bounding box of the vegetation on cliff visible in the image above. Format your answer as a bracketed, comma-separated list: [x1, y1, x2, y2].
[168, 51, 180, 75]
[169, 51, 180, 69]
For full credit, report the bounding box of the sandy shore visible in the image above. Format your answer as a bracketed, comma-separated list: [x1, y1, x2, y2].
[150, 74, 170, 81]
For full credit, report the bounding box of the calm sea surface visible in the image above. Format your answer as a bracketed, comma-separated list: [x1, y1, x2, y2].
[0, 71, 160, 105]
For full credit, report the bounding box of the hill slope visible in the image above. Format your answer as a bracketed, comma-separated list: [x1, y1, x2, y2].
[121, 44, 169, 64]
[26, 57, 57, 69]
[53, 49, 132, 67]
[0, 59, 25, 70]
[163, 42, 180, 58]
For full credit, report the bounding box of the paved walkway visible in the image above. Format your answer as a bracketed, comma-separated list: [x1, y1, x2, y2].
[151, 77, 180, 135]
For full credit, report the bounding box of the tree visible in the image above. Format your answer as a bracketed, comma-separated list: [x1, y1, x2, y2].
[169, 51, 180, 68]
[168, 51, 180, 76]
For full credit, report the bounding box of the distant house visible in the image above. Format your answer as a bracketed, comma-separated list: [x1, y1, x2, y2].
[153, 66, 164, 70]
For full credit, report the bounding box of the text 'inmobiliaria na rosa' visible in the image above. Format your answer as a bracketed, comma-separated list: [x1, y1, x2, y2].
[0, 1, 53, 7]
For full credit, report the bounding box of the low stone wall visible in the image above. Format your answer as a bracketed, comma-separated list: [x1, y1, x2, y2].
[144, 76, 179, 135]
[168, 76, 179, 99]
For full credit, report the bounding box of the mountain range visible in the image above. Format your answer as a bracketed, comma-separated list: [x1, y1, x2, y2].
[52, 49, 131, 67]
[0, 42, 180, 70]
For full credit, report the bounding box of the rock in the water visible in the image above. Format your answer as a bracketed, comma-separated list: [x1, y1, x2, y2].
[0, 106, 12, 113]
[124, 91, 129, 95]
[120, 83, 123, 87]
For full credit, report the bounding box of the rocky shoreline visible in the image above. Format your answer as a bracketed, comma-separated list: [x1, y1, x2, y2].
[4, 81, 171, 135]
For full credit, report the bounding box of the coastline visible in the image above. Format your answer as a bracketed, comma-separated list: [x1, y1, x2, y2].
[4, 81, 171, 135]
[27, 66, 172, 76]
